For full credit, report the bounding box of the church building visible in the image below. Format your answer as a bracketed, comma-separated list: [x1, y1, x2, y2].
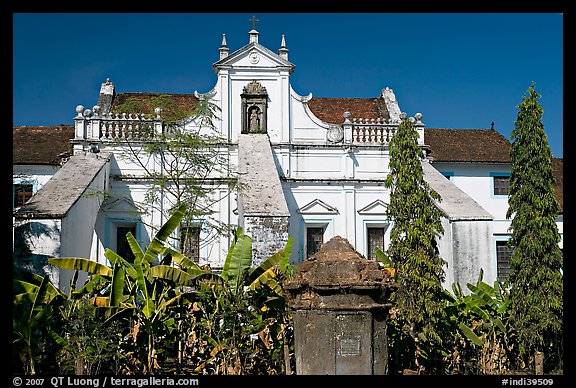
[13, 27, 563, 294]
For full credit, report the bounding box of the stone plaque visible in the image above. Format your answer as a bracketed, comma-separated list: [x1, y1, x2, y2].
[339, 336, 361, 356]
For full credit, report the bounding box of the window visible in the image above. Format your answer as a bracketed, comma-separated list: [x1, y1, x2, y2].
[493, 175, 510, 196]
[306, 227, 324, 258]
[496, 240, 512, 282]
[117, 225, 137, 263]
[180, 225, 201, 261]
[13, 183, 33, 208]
[367, 227, 385, 260]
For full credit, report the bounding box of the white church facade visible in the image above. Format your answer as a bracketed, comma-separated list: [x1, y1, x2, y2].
[13, 28, 563, 294]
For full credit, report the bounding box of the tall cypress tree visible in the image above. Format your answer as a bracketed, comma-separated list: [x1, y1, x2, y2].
[384, 115, 446, 372]
[506, 82, 563, 370]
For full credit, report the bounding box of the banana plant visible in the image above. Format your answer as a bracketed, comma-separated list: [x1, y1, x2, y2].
[110, 203, 197, 374]
[47, 204, 194, 373]
[217, 227, 294, 296]
[443, 269, 513, 372]
[185, 228, 294, 373]
[13, 273, 65, 374]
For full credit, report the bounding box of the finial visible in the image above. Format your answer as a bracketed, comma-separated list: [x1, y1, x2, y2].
[219, 33, 230, 59]
[343, 111, 351, 123]
[75, 105, 84, 118]
[414, 112, 423, 125]
[491, 121, 495, 130]
[278, 34, 289, 60]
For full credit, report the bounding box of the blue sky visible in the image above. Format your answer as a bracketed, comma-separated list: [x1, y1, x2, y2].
[13, 13, 563, 158]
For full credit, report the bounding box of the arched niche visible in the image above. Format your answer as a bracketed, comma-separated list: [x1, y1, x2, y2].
[241, 80, 268, 134]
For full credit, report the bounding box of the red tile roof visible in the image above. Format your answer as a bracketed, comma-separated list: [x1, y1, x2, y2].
[13, 125, 74, 165]
[424, 127, 512, 163]
[308, 97, 390, 124]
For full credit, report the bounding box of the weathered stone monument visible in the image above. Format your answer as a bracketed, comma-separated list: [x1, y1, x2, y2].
[284, 236, 395, 375]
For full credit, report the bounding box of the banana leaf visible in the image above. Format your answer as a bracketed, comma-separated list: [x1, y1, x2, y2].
[134, 257, 154, 320]
[441, 288, 457, 303]
[13, 279, 62, 303]
[49, 330, 73, 353]
[48, 257, 112, 277]
[110, 264, 126, 308]
[491, 316, 507, 334]
[249, 267, 283, 295]
[27, 275, 53, 325]
[247, 249, 283, 285]
[166, 248, 211, 278]
[458, 322, 483, 346]
[221, 227, 242, 281]
[148, 265, 192, 286]
[497, 299, 511, 315]
[103, 306, 136, 325]
[143, 203, 187, 264]
[222, 232, 252, 294]
[278, 236, 294, 274]
[104, 249, 137, 279]
[493, 281, 505, 305]
[469, 305, 490, 321]
[467, 282, 498, 311]
[374, 246, 392, 266]
[126, 232, 144, 263]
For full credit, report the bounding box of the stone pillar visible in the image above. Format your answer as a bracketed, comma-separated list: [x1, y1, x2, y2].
[284, 236, 395, 375]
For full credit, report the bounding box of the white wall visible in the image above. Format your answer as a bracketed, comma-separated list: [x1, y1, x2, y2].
[450, 220, 495, 288]
[285, 182, 391, 263]
[432, 162, 510, 222]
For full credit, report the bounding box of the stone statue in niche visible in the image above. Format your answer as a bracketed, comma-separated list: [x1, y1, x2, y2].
[241, 80, 267, 134]
[249, 106, 261, 131]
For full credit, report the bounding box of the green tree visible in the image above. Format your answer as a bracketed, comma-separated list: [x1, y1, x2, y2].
[384, 115, 447, 373]
[506, 82, 563, 371]
[115, 97, 240, 256]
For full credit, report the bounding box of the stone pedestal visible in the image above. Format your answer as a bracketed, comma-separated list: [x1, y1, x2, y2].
[284, 236, 395, 375]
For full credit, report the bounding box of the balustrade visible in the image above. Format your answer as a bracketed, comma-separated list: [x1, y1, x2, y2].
[74, 105, 164, 142]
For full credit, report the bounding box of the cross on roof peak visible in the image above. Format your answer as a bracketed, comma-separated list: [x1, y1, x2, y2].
[249, 15, 259, 30]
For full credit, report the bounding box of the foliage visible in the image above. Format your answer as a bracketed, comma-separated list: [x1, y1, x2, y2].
[506, 82, 563, 370]
[49, 204, 194, 374]
[51, 299, 125, 374]
[442, 270, 516, 374]
[383, 116, 447, 373]
[174, 228, 295, 374]
[31, 204, 295, 375]
[13, 270, 65, 374]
